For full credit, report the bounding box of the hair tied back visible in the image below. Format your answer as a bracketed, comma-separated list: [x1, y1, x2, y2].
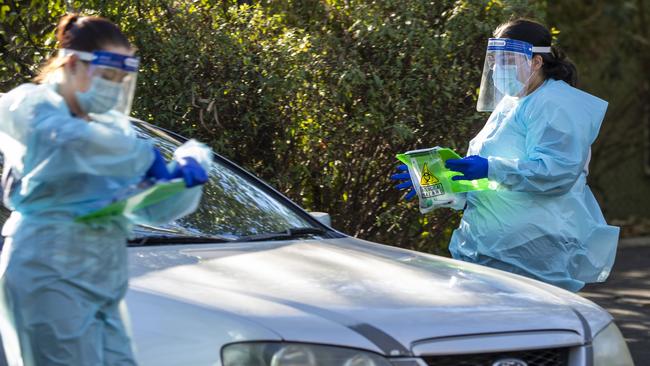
[57, 14, 80, 43]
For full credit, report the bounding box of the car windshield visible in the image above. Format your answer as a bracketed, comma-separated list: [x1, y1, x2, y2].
[0, 121, 324, 245]
[131, 122, 318, 240]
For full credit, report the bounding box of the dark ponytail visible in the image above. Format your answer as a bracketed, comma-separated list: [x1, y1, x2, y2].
[543, 45, 578, 87]
[494, 18, 578, 87]
[35, 14, 131, 83]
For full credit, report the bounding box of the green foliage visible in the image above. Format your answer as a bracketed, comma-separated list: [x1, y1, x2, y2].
[0, 0, 545, 254]
[547, 0, 650, 226]
[0, 0, 68, 89]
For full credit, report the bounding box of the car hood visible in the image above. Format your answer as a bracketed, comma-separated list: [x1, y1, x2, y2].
[127, 237, 611, 356]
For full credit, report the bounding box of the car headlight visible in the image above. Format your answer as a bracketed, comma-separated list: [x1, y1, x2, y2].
[222, 342, 393, 366]
[593, 322, 634, 366]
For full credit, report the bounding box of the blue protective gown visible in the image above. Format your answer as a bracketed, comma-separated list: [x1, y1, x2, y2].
[449, 79, 619, 292]
[0, 83, 211, 365]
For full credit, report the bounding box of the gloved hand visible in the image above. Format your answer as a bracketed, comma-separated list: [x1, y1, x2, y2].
[171, 157, 209, 188]
[390, 164, 416, 201]
[144, 147, 171, 181]
[445, 155, 488, 181]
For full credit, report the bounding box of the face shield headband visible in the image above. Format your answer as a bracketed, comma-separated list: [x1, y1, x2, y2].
[59, 49, 140, 116]
[476, 38, 551, 112]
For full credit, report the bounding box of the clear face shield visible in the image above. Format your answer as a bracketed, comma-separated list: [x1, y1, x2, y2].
[59, 49, 140, 116]
[476, 38, 550, 112]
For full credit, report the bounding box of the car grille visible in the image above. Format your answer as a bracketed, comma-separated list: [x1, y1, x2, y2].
[421, 347, 569, 366]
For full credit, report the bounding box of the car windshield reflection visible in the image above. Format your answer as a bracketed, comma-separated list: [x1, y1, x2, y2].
[131, 122, 319, 241]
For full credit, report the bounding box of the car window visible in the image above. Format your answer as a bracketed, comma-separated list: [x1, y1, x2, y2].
[0, 122, 317, 244]
[133, 123, 315, 239]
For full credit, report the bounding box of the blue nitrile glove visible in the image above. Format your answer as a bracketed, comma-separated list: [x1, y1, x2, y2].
[145, 147, 171, 181]
[171, 157, 209, 188]
[390, 164, 416, 201]
[445, 155, 488, 181]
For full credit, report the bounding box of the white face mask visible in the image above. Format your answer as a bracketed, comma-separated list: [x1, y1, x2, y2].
[75, 77, 123, 115]
[491, 64, 525, 97]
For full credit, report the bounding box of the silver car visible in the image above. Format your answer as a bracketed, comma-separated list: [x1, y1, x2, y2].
[0, 120, 634, 366]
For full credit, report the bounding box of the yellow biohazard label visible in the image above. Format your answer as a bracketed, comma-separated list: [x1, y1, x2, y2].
[420, 163, 439, 186]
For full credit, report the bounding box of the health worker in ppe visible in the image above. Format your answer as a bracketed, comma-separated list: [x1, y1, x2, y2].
[0, 14, 210, 365]
[391, 19, 619, 292]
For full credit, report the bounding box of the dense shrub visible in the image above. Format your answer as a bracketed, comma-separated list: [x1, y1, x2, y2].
[1, 0, 545, 254]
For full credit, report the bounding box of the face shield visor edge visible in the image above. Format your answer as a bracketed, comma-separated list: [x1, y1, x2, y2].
[59, 48, 139, 116]
[476, 38, 551, 112]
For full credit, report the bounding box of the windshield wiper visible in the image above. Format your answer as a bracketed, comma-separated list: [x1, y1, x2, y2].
[234, 227, 328, 242]
[128, 234, 234, 246]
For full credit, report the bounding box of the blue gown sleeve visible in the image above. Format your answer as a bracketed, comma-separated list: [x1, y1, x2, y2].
[487, 90, 607, 195]
[25, 105, 155, 180]
[0, 85, 154, 181]
[130, 139, 213, 226]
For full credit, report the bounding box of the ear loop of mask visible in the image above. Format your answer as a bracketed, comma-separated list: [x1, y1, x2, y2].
[524, 47, 552, 94]
[521, 54, 546, 95]
[512, 55, 541, 97]
[517, 56, 534, 96]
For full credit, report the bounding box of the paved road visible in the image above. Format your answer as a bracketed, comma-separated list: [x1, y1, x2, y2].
[580, 238, 650, 365]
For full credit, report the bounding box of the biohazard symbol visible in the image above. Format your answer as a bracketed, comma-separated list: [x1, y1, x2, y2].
[420, 163, 439, 186]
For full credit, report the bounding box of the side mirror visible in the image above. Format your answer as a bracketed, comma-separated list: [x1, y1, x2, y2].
[309, 212, 331, 227]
